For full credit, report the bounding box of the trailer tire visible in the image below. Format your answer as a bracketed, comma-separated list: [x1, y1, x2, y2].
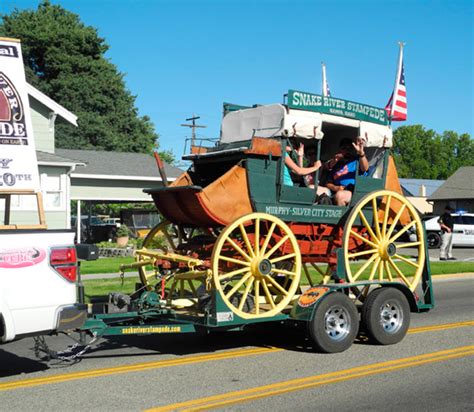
[308, 292, 359, 353]
[362, 287, 410, 345]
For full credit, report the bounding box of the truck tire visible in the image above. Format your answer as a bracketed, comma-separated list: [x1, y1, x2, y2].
[308, 292, 359, 353]
[362, 287, 410, 345]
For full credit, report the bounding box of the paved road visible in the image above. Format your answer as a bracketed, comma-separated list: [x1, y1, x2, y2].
[1, 275, 473, 411]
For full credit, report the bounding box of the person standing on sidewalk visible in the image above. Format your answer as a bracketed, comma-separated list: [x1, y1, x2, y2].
[438, 205, 456, 261]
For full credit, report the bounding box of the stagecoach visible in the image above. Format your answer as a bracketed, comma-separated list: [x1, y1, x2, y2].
[83, 90, 433, 353]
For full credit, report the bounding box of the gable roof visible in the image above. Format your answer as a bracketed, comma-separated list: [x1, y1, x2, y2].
[36, 150, 85, 167]
[27, 83, 78, 126]
[399, 178, 445, 197]
[56, 149, 183, 181]
[428, 167, 474, 200]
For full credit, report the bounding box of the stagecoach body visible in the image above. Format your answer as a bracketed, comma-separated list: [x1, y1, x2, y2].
[85, 91, 433, 353]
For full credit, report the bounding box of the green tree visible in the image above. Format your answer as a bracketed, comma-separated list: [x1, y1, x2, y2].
[393, 125, 473, 179]
[0, 0, 159, 154]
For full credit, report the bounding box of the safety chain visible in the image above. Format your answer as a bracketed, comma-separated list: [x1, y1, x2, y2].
[33, 331, 100, 362]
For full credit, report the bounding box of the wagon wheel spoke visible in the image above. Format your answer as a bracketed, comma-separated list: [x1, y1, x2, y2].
[381, 194, 392, 237]
[350, 230, 378, 249]
[238, 277, 254, 311]
[347, 248, 379, 259]
[261, 280, 276, 309]
[378, 257, 384, 281]
[389, 220, 417, 243]
[264, 235, 290, 259]
[388, 257, 411, 286]
[239, 223, 255, 258]
[270, 253, 296, 264]
[384, 260, 393, 281]
[368, 257, 381, 281]
[358, 210, 378, 243]
[352, 253, 379, 282]
[372, 198, 382, 240]
[219, 266, 252, 281]
[396, 241, 421, 249]
[219, 255, 251, 266]
[394, 253, 420, 268]
[254, 279, 260, 315]
[265, 275, 289, 296]
[226, 237, 252, 262]
[386, 203, 407, 240]
[225, 272, 252, 300]
[254, 218, 260, 256]
[260, 222, 276, 256]
[272, 268, 298, 277]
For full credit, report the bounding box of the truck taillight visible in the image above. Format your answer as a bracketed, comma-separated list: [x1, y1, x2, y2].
[50, 247, 77, 282]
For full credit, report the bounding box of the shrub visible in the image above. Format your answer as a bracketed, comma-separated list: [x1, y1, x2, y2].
[116, 225, 131, 237]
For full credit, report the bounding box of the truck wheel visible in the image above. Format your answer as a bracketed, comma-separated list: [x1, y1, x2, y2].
[427, 232, 441, 249]
[308, 292, 359, 353]
[362, 287, 410, 345]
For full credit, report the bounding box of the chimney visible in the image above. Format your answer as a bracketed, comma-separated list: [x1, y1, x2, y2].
[419, 184, 426, 197]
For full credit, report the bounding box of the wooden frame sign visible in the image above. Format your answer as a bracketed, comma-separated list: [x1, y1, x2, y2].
[0, 37, 40, 192]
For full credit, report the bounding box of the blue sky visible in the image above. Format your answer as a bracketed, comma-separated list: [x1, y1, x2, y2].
[3, 0, 473, 157]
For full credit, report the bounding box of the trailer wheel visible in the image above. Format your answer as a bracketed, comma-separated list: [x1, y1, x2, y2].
[362, 287, 410, 345]
[308, 292, 359, 353]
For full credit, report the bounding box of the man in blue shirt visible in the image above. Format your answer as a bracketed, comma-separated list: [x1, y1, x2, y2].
[325, 137, 369, 206]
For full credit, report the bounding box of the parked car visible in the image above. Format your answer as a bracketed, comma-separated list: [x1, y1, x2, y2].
[104, 218, 121, 228]
[409, 212, 474, 248]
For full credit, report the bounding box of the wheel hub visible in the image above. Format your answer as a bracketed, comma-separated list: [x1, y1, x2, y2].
[324, 306, 351, 342]
[251, 258, 272, 277]
[379, 241, 397, 260]
[379, 301, 403, 334]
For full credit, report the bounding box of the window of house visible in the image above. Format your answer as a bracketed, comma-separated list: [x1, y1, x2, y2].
[41, 174, 63, 209]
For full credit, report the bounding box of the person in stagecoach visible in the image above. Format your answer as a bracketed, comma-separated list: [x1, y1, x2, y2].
[283, 139, 322, 187]
[324, 136, 369, 206]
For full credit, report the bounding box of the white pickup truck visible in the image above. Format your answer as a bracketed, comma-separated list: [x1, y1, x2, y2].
[0, 230, 87, 343]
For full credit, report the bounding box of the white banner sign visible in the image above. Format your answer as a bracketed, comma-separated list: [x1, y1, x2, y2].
[0, 37, 40, 191]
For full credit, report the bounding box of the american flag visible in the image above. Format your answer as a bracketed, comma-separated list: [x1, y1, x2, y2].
[322, 62, 331, 97]
[385, 47, 407, 121]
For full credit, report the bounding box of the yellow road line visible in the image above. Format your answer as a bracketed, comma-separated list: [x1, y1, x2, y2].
[0, 320, 472, 392]
[407, 320, 474, 334]
[150, 345, 474, 411]
[0, 346, 282, 391]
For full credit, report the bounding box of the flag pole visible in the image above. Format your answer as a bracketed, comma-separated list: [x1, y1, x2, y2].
[321, 62, 328, 97]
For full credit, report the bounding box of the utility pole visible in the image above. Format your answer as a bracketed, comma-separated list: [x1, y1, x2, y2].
[181, 114, 206, 151]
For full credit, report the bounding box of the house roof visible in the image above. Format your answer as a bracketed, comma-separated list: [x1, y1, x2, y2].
[36, 150, 84, 167]
[399, 178, 445, 197]
[56, 149, 183, 181]
[27, 83, 78, 126]
[428, 167, 474, 200]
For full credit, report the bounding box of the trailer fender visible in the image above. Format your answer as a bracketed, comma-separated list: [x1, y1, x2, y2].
[378, 283, 419, 313]
[290, 286, 335, 322]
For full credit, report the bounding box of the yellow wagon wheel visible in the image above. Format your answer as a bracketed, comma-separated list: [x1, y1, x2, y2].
[212, 213, 301, 319]
[136, 220, 204, 300]
[343, 190, 426, 292]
